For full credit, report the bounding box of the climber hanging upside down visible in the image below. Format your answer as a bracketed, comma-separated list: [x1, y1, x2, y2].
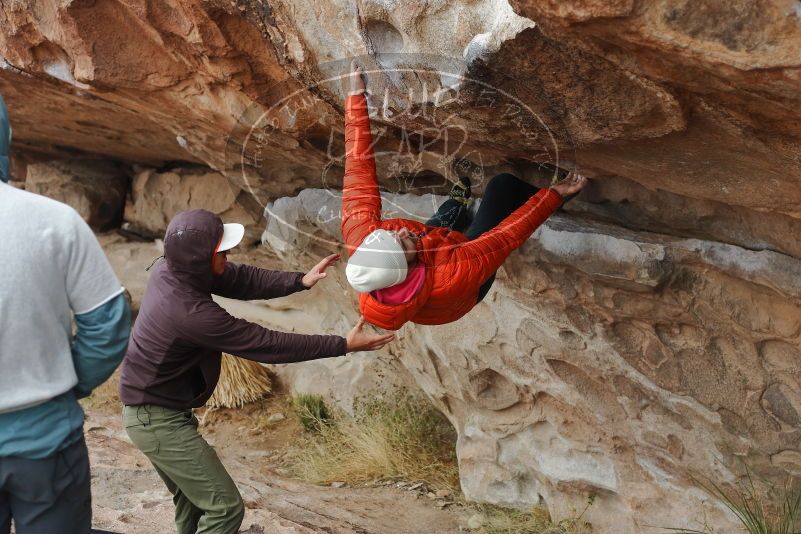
[341, 61, 589, 330]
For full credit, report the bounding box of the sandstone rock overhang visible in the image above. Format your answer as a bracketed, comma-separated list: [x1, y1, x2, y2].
[2, 0, 801, 531]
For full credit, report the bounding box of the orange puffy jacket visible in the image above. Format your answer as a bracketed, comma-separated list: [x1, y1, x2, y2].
[342, 94, 562, 330]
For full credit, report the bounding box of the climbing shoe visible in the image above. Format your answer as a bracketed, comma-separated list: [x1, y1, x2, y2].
[449, 176, 472, 206]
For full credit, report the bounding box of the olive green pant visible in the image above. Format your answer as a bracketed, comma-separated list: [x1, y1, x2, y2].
[123, 405, 244, 534]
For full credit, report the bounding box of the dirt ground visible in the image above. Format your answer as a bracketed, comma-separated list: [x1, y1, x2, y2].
[85, 391, 470, 534]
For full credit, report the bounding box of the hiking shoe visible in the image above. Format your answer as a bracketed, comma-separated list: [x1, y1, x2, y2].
[449, 176, 472, 206]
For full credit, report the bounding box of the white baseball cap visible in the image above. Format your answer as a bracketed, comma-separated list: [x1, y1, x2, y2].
[346, 229, 409, 293]
[217, 223, 245, 252]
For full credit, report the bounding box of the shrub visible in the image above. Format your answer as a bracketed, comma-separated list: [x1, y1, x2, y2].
[287, 392, 459, 491]
[291, 393, 332, 433]
[207, 354, 272, 409]
[475, 496, 594, 534]
[666, 470, 801, 534]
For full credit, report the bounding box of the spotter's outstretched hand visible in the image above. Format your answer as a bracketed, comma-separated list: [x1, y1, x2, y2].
[346, 317, 395, 352]
[302, 253, 340, 288]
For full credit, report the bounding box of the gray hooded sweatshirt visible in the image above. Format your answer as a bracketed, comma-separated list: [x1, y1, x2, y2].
[119, 209, 347, 409]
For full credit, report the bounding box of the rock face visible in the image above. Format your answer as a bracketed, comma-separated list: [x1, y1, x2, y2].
[2, 1, 801, 532]
[26, 159, 128, 231]
[265, 190, 801, 532]
[124, 166, 262, 242]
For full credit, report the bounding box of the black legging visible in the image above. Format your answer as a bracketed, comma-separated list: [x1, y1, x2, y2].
[425, 173, 539, 302]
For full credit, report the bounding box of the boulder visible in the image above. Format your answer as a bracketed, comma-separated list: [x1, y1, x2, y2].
[261, 189, 801, 533]
[3, 1, 801, 531]
[124, 166, 260, 242]
[26, 159, 127, 231]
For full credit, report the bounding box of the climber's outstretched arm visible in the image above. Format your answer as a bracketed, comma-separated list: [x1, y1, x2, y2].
[452, 188, 562, 284]
[452, 172, 588, 284]
[342, 63, 381, 255]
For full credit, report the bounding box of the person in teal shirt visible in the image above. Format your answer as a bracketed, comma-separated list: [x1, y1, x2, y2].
[0, 93, 132, 534]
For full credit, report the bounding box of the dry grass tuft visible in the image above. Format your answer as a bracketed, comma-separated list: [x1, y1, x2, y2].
[287, 393, 459, 491]
[80, 369, 122, 413]
[476, 505, 553, 534]
[475, 499, 594, 534]
[207, 354, 272, 409]
[292, 394, 332, 432]
[667, 470, 801, 534]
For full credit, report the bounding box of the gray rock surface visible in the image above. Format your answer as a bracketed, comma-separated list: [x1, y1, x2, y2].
[261, 188, 801, 533]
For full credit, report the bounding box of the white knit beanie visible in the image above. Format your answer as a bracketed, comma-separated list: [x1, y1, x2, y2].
[346, 229, 409, 293]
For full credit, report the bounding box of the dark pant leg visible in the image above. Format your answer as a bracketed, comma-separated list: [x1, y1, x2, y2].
[465, 174, 540, 302]
[425, 198, 472, 232]
[465, 173, 539, 240]
[475, 273, 497, 303]
[0, 437, 92, 534]
[0, 491, 9, 534]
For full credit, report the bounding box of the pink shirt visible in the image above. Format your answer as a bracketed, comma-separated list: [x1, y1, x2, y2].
[371, 263, 427, 305]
